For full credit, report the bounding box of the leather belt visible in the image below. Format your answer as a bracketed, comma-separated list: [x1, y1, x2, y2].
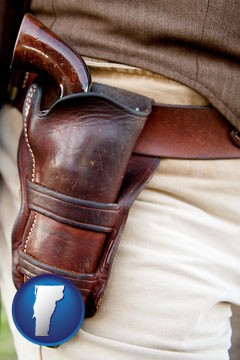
[16, 79, 240, 160]
[133, 104, 240, 159]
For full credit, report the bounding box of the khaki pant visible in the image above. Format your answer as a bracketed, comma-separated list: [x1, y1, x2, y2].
[0, 63, 240, 359]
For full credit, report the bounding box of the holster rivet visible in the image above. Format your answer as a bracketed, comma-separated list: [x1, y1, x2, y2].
[230, 129, 240, 148]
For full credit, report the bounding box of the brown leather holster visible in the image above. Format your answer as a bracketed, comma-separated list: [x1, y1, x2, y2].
[12, 82, 160, 316]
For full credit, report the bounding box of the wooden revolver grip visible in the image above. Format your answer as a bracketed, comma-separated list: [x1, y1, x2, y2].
[11, 13, 91, 98]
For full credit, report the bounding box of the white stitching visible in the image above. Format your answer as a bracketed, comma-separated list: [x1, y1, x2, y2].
[24, 212, 38, 253]
[23, 85, 37, 252]
[24, 85, 37, 182]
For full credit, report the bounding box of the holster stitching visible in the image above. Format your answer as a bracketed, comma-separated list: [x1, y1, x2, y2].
[23, 85, 37, 182]
[24, 212, 38, 253]
[23, 85, 38, 252]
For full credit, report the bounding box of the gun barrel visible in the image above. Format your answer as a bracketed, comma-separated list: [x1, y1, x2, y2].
[12, 13, 91, 97]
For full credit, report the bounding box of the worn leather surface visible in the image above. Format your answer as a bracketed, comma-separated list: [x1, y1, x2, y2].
[134, 105, 240, 159]
[12, 83, 158, 316]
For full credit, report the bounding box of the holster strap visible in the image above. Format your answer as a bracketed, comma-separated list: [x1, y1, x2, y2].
[28, 180, 121, 233]
[134, 104, 240, 159]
